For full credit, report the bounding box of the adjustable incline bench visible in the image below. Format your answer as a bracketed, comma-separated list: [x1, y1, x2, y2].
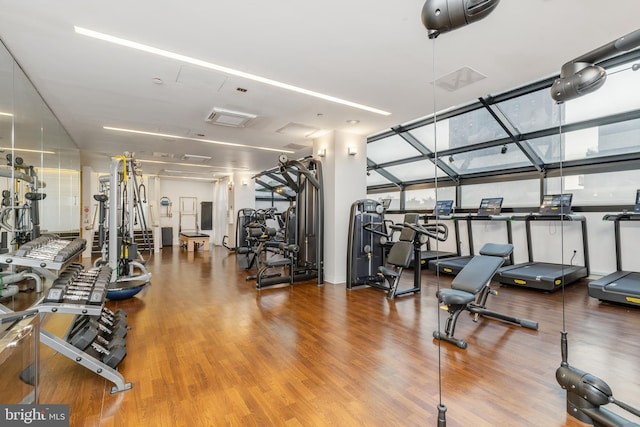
[434, 243, 538, 349]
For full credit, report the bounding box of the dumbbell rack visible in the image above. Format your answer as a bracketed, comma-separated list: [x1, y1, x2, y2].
[0, 235, 132, 394]
[0, 235, 87, 291]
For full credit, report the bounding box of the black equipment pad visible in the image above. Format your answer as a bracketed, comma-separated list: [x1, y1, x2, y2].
[179, 232, 209, 238]
[588, 271, 640, 306]
[451, 255, 505, 294]
[429, 256, 472, 275]
[497, 262, 587, 291]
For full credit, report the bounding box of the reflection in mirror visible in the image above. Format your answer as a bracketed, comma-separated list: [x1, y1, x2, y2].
[0, 40, 80, 248]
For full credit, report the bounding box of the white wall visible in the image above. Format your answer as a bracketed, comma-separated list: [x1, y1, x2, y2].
[157, 178, 215, 246]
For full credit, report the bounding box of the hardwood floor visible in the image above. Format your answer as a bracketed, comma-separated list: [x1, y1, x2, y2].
[4, 247, 640, 426]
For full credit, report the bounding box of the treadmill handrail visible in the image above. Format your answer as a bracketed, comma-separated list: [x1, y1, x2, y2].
[510, 213, 586, 222]
[516, 213, 590, 275]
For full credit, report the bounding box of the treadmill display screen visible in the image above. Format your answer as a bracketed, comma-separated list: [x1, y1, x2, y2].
[634, 190, 640, 213]
[539, 194, 573, 214]
[477, 197, 503, 216]
[434, 200, 453, 215]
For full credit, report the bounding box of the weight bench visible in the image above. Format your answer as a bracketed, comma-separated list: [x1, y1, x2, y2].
[179, 232, 209, 252]
[433, 243, 538, 349]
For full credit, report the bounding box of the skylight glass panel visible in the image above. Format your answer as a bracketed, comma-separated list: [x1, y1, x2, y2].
[410, 107, 508, 152]
[382, 159, 445, 182]
[256, 179, 295, 198]
[367, 134, 421, 164]
[547, 170, 640, 206]
[563, 59, 640, 125]
[527, 117, 640, 163]
[405, 187, 456, 210]
[496, 87, 560, 134]
[366, 169, 393, 187]
[407, 122, 449, 152]
[367, 192, 401, 210]
[443, 142, 531, 175]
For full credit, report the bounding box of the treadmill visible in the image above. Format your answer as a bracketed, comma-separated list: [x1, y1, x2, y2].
[588, 190, 640, 306]
[429, 197, 513, 275]
[496, 194, 589, 291]
[414, 200, 459, 265]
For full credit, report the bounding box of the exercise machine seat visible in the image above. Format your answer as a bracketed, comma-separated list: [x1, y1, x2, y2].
[436, 289, 476, 306]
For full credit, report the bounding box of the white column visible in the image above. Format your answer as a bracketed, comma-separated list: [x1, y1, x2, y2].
[314, 130, 366, 284]
[225, 173, 255, 247]
[80, 166, 95, 259]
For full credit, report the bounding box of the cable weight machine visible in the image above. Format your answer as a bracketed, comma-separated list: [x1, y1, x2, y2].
[93, 153, 152, 299]
[250, 155, 324, 288]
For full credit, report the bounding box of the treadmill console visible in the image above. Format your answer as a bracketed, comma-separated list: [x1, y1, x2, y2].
[477, 197, 503, 216]
[634, 189, 640, 213]
[539, 194, 573, 215]
[434, 200, 453, 216]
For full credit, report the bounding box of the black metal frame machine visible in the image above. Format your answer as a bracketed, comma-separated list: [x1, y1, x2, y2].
[418, 199, 459, 265]
[93, 152, 152, 299]
[251, 155, 324, 289]
[496, 194, 589, 291]
[588, 190, 640, 306]
[347, 207, 448, 299]
[429, 197, 512, 276]
[346, 199, 390, 292]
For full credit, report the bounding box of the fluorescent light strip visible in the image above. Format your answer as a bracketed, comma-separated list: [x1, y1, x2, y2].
[0, 147, 56, 154]
[163, 169, 213, 175]
[0, 112, 13, 117]
[139, 159, 246, 170]
[104, 126, 295, 154]
[76, 26, 391, 116]
[158, 175, 217, 182]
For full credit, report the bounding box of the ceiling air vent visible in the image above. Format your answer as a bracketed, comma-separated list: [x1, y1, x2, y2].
[276, 122, 320, 138]
[433, 66, 486, 92]
[205, 107, 256, 128]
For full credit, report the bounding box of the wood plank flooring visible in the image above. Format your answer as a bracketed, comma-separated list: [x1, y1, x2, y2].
[5, 247, 640, 426]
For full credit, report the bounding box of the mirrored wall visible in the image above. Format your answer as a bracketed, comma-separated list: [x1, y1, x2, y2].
[0, 40, 80, 248]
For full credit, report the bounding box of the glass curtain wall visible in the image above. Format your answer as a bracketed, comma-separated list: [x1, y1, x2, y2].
[366, 52, 640, 211]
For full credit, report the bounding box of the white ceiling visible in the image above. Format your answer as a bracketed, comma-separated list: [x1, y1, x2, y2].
[0, 0, 638, 177]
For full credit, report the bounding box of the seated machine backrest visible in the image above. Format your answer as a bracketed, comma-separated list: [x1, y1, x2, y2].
[386, 213, 420, 268]
[386, 241, 414, 268]
[451, 244, 513, 294]
[398, 213, 419, 242]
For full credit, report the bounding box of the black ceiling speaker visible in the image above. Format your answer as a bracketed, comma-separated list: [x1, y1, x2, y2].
[421, 0, 500, 39]
[551, 29, 640, 103]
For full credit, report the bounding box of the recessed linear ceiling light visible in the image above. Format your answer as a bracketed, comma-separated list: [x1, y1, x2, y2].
[0, 112, 13, 117]
[158, 175, 217, 182]
[182, 154, 211, 162]
[163, 169, 213, 176]
[103, 126, 295, 154]
[75, 26, 391, 116]
[139, 159, 248, 170]
[0, 147, 56, 155]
